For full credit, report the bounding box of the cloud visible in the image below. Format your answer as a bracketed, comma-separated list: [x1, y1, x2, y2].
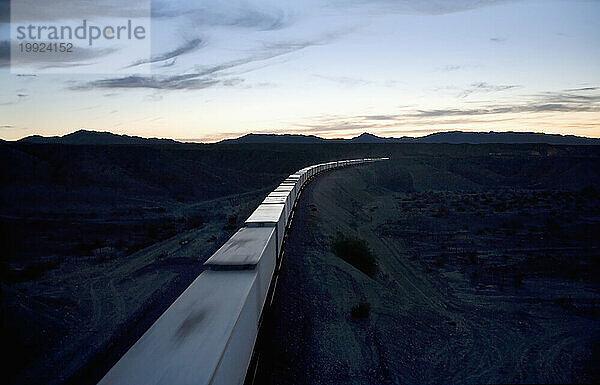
[338, 0, 519, 16]
[360, 114, 400, 120]
[0, 90, 30, 106]
[187, 85, 600, 140]
[72, 74, 221, 90]
[63, 0, 524, 91]
[401, 87, 600, 117]
[313, 74, 404, 88]
[284, 86, 600, 136]
[458, 81, 520, 98]
[152, 1, 293, 31]
[438, 65, 464, 72]
[490, 37, 508, 43]
[565, 87, 599, 92]
[72, 36, 331, 90]
[126, 38, 205, 68]
[314, 74, 372, 87]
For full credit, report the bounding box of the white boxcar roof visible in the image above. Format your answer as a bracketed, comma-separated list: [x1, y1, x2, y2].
[204, 226, 275, 266]
[274, 184, 294, 191]
[267, 190, 292, 198]
[281, 181, 299, 189]
[263, 196, 287, 205]
[98, 270, 258, 385]
[245, 203, 285, 224]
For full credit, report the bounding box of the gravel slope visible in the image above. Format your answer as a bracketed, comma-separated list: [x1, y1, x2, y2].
[254, 162, 600, 384]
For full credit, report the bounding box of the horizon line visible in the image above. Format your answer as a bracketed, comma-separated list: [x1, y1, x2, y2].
[6, 128, 600, 144]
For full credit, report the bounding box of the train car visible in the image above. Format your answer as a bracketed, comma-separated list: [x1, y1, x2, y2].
[204, 226, 277, 313]
[279, 181, 298, 199]
[290, 172, 305, 186]
[265, 191, 293, 221]
[245, 203, 286, 258]
[298, 167, 312, 181]
[284, 175, 302, 187]
[274, 184, 296, 204]
[262, 194, 292, 224]
[98, 269, 264, 385]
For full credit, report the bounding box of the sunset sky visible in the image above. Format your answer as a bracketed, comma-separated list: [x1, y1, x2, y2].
[1, 0, 599, 142]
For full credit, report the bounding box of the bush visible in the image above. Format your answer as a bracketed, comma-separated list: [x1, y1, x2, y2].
[465, 251, 478, 265]
[433, 205, 449, 217]
[0, 258, 62, 283]
[223, 216, 237, 230]
[350, 302, 371, 319]
[185, 212, 204, 229]
[332, 232, 378, 278]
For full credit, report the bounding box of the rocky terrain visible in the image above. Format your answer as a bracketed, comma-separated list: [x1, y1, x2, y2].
[1, 140, 599, 384]
[255, 153, 600, 384]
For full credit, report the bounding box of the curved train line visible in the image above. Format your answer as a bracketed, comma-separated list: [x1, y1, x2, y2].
[98, 158, 388, 385]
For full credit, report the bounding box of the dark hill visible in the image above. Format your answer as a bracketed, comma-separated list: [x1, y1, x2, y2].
[219, 133, 327, 144]
[18, 129, 179, 145]
[348, 132, 397, 143]
[219, 131, 600, 145]
[413, 131, 600, 145]
[13, 129, 600, 145]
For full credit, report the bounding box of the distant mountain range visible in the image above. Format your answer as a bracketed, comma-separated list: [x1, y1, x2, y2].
[220, 131, 600, 145]
[18, 130, 179, 145]
[13, 129, 600, 145]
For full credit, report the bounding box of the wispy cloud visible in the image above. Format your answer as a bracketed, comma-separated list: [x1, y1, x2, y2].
[152, 0, 293, 31]
[413, 88, 600, 117]
[565, 86, 599, 92]
[64, 0, 523, 92]
[72, 36, 334, 90]
[126, 38, 205, 68]
[458, 81, 520, 98]
[313, 74, 404, 88]
[0, 90, 30, 106]
[490, 36, 508, 43]
[313, 74, 372, 87]
[71, 75, 235, 91]
[438, 65, 464, 72]
[284, 86, 600, 137]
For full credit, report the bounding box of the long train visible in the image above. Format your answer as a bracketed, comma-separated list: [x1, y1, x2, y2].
[98, 158, 388, 385]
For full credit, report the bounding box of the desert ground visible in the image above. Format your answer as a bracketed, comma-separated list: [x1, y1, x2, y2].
[254, 154, 600, 384]
[1, 142, 599, 384]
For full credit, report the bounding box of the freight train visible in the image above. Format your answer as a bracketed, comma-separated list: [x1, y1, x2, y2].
[98, 158, 388, 385]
